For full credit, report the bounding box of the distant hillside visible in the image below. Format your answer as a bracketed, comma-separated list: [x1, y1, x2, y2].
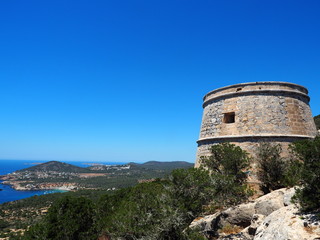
[130, 161, 194, 170]
[315, 115, 320, 129]
[15, 160, 194, 174]
[16, 161, 88, 173]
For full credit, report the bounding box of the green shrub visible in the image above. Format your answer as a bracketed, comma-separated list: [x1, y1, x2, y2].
[290, 136, 320, 212]
[284, 158, 303, 187]
[169, 168, 214, 215]
[256, 142, 287, 193]
[97, 169, 216, 239]
[183, 227, 207, 240]
[24, 196, 97, 240]
[0, 219, 9, 230]
[200, 142, 252, 208]
[314, 115, 320, 130]
[200, 142, 250, 184]
[97, 181, 179, 239]
[210, 173, 253, 209]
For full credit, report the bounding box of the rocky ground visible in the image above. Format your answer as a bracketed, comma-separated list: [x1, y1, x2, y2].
[190, 188, 320, 240]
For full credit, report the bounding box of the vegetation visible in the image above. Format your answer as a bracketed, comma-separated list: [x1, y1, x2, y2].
[1, 160, 193, 190]
[256, 142, 287, 193]
[24, 171, 213, 240]
[314, 114, 320, 129]
[168, 168, 215, 215]
[200, 143, 250, 184]
[255, 137, 320, 213]
[283, 158, 303, 187]
[290, 136, 320, 212]
[200, 143, 252, 209]
[16, 161, 88, 173]
[16, 143, 252, 239]
[8, 138, 320, 238]
[0, 189, 110, 239]
[24, 196, 97, 240]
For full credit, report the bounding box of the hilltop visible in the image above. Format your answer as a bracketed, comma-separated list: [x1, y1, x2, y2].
[16, 161, 88, 173]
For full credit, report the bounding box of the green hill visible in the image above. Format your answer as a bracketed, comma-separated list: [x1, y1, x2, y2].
[16, 161, 88, 173]
[315, 115, 320, 130]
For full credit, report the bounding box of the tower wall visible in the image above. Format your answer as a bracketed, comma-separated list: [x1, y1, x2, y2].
[195, 82, 317, 168]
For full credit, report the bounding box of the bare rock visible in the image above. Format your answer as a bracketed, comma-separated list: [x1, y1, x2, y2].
[220, 203, 256, 228]
[283, 187, 296, 206]
[218, 232, 252, 240]
[189, 188, 301, 240]
[254, 205, 320, 240]
[245, 214, 265, 236]
[189, 211, 221, 235]
[254, 188, 286, 216]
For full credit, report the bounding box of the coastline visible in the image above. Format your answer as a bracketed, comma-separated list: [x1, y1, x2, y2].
[1, 180, 76, 191]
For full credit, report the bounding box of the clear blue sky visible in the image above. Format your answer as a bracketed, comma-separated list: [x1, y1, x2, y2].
[0, 0, 319, 163]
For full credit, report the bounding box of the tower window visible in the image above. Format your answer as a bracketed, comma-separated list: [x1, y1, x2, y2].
[224, 112, 235, 123]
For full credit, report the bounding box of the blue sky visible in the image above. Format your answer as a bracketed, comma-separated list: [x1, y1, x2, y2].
[0, 0, 319, 163]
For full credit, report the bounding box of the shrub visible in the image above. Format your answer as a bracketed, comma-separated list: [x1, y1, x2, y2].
[256, 142, 286, 193]
[97, 169, 216, 239]
[97, 180, 187, 239]
[210, 173, 253, 209]
[284, 158, 303, 187]
[314, 115, 320, 130]
[219, 223, 242, 235]
[200, 142, 250, 184]
[0, 219, 9, 230]
[24, 196, 97, 240]
[168, 168, 214, 216]
[290, 136, 320, 212]
[200, 142, 252, 208]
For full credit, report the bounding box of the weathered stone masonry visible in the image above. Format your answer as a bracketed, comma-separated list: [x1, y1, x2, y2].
[195, 82, 318, 168]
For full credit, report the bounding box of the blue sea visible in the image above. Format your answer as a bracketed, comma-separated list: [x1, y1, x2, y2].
[0, 160, 125, 204]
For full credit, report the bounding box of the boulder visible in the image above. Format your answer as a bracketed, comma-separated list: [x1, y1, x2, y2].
[254, 205, 320, 240]
[219, 203, 256, 228]
[254, 188, 285, 216]
[189, 211, 221, 235]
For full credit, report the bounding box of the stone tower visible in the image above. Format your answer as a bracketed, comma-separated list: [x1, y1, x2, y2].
[195, 81, 317, 168]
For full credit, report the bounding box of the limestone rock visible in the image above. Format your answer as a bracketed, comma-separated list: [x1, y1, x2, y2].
[189, 211, 221, 235]
[246, 214, 265, 236]
[189, 188, 298, 239]
[218, 232, 251, 240]
[220, 203, 256, 228]
[254, 188, 287, 216]
[188, 188, 319, 240]
[254, 205, 320, 240]
[283, 187, 295, 206]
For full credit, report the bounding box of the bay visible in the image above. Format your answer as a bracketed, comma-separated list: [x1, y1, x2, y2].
[0, 181, 65, 204]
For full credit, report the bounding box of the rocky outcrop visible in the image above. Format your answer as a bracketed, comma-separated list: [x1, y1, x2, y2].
[189, 188, 320, 240]
[255, 204, 320, 240]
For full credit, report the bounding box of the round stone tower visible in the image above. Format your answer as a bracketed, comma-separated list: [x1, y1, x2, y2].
[195, 81, 317, 168]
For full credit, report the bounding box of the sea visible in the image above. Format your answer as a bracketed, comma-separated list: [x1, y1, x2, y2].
[0, 160, 125, 204]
